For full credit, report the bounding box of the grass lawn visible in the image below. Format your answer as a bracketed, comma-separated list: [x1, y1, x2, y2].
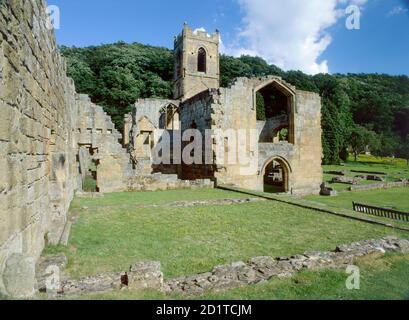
[69, 188, 252, 210]
[322, 155, 409, 192]
[305, 188, 409, 213]
[45, 189, 407, 281]
[201, 253, 409, 300]
[75, 253, 409, 300]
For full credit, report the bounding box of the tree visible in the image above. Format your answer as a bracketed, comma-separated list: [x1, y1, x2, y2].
[349, 125, 379, 161]
[316, 75, 353, 164]
[371, 133, 398, 159]
[396, 135, 409, 165]
[60, 42, 409, 164]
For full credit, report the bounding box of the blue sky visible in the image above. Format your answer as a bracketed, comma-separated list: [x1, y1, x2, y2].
[50, 0, 409, 75]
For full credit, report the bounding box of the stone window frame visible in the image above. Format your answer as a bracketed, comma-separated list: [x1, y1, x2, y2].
[252, 79, 297, 145]
[159, 103, 180, 131]
[197, 47, 207, 73]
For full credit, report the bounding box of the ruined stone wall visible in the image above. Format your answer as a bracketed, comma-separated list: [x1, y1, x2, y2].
[123, 113, 132, 147]
[257, 115, 289, 143]
[0, 0, 134, 296]
[212, 77, 322, 194]
[290, 90, 323, 194]
[212, 78, 260, 190]
[129, 99, 180, 175]
[76, 95, 134, 193]
[179, 90, 215, 180]
[0, 0, 79, 294]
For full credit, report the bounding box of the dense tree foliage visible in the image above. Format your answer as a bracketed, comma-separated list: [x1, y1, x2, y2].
[61, 43, 409, 165]
[349, 124, 379, 162]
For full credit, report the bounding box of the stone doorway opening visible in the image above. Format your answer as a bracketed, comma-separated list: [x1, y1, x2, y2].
[78, 146, 99, 192]
[263, 158, 290, 193]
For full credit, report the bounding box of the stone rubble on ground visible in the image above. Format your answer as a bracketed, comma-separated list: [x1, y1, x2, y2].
[3, 254, 37, 298]
[320, 183, 337, 196]
[39, 236, 409, 298]
[36, 253, 68, 292]
[331, 176, 359, 185]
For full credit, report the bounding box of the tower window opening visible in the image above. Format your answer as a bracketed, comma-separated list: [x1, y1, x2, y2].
[198, 48, 207, 73]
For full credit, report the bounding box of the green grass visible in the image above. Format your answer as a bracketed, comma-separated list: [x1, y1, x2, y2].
[44, 189, 406, 281]
[40, 155, 409, 300]
[200, 253, 409, 300]
[75, 253, 409, 300]
[69, 188, 251, 210]
[309, 155, 409, 215]
[322, 155, 409, 192]
[305, 188, 409, 213]
[83, 176, 97, 192]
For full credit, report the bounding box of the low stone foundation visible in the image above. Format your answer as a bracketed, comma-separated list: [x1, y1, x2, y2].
[348, 181, 409, 192]
[163, 236, 409, 296]
[127, 174, 214, 191]
[37, 236, 409, 298]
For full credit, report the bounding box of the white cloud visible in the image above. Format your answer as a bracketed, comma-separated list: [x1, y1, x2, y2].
[387, 6, 408, 17]
[223, 0, 367, 74]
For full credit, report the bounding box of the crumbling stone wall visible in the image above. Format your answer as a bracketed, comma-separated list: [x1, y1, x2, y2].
[76, 95, 134, 193]
[0, 0, 80, 295]
[0, 0, 133, 296]
[179, 90, 215, 180]
[129, 26, 323, 195]
[129, 99, 181, 176]
[128, 76, 323, 194]
[209, 77, 323, 194]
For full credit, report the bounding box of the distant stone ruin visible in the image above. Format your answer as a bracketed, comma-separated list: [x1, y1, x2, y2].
[125, 24, 323, 194]
[0, 0, 322, 297]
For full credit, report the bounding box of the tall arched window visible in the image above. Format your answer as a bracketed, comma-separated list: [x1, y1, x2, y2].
[176, 50, 182, 77]
[197, 47, 206, 73]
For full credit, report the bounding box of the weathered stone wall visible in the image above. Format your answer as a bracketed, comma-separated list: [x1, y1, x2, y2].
[212, 79, 261, 190]
[129, 98, 181, 175]
[257, 115, 289, 143]
[76, 95, 134, 193]
[349, 181, 409, 192]
[163, 236, 409, 296]
[180, 90, 215, 180]
[210, 77, 322, 195]
[0, 0, 134, 296]
[0, 0, 79, 295]
[290, 90, 323, 194]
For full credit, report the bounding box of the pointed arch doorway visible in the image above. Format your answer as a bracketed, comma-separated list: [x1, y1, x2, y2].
[262, 157, 291, 193]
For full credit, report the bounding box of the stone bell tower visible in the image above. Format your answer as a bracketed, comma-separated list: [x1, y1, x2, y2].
[173, 23, 220, 101]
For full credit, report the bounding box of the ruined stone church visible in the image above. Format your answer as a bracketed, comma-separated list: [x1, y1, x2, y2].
[125, 24, 323, 194]
[0, 1, 322, 297]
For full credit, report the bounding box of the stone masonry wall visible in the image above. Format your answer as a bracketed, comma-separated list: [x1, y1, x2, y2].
[212, 78, 260, 190]
[173, 25, 220, 101]
[0, 0, 79, 295]
[0, 0, 133, 296]
[211, 77, 323, 195]
[76, 95, 134, 193]
[180, 90, 215, 180]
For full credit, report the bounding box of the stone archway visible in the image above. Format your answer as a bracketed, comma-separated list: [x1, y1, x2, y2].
[262, 157, 291, 193]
